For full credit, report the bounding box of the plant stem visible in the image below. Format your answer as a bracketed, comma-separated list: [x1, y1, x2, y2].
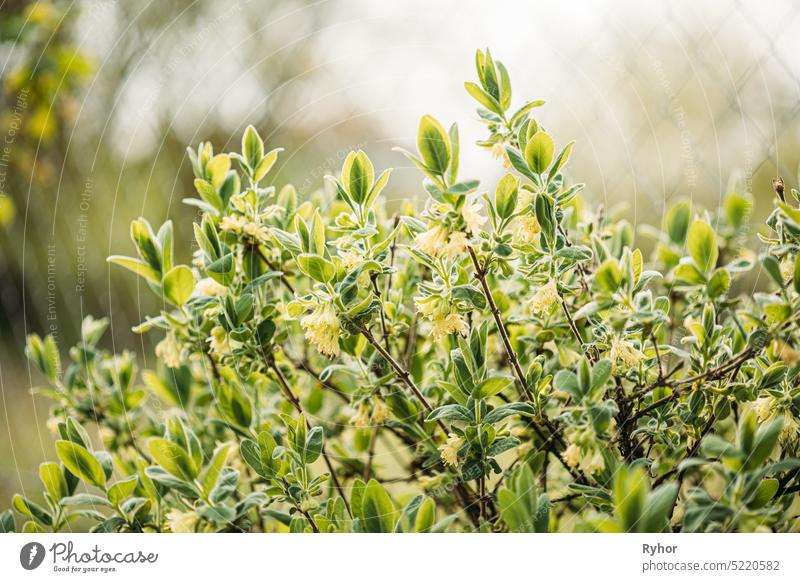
[467, 245, 532, 401]
[364, 425, 379, 481]
[255, 245, 295, 294]
[269, 362, 353, 518]
[360, 327, 440, 420]
[467, 245, 587, 483]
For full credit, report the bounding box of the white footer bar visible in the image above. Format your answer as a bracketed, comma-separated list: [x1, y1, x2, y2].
[1, 533, 798, 581]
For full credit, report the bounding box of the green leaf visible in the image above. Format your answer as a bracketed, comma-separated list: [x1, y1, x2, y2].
[303, 426, 324, 465]
[254, 148, 283, 182]
[107, 476, 138, 506]
[494, 173, 519, 220]
[641, 483, 678, 532]
[162, 265, 194, 306]
[56, 441, 106, 489]
[524, 131, 555, 175]
[747, 417, 783, 470]
[595, 259, 622, 292]
[706, 268, 731, 298]
[413, 497, 436, 533]
[750, 478, 778, 509]
[426, 404, 473, 423]
[547, 140, 574, 182]
[794, 256, 800, 295]
[193, 179, 223, 212]
[613, 466, 648, 532]
[665, 200, 691, 244]
[107, 256, 161, 284]
[341, 150, 374, 204]
[417, 115, 451, 176]
[687, 220, 718, 273]
[761, 255, 785, 288]
[12, 494, 52, 526]
[202, 443, 232, 496]
[296, 253, 335, 283]
[0, 510, 15, 533]
[509, 100, 545, 127]
[450, 284, 487, 310]
[40, 462, 68, 501]
[464, 82, 503, 115]
[472, 374, 514, 399]
[148, 438, 198, 482]
[242, 125, 264, 170]
[483, 402, 535, 424]
[361, 479, 395, 533]
[206, 154, 231, 189]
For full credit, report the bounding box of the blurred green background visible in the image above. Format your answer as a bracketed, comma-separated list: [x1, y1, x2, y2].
[2, 0, 800, 507]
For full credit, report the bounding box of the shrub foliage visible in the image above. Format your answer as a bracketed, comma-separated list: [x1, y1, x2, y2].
[4, 49, 800, 533]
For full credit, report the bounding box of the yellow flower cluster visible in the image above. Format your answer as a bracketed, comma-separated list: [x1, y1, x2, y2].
[220, 215, 269, 244]
[416, 297, 468, 341]
[439, 433, 463, 467]
[301, 302, 341, 358]
[196, 277, 227, 297]
[166, 510, 198, 533]
[514, 215, 541, 244]
[754, 397, 800, 446]
[528, 279, 559, 315]
[609, 336, 645, 374]
[155, 333, 181, 368]
[561, 442, 605, 475]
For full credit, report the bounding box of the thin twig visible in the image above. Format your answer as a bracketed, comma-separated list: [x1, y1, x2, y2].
[255, 245, 295, 294]
[269, 362, 353, 518]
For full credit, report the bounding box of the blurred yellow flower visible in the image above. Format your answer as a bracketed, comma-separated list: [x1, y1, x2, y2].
[301, 302, 341, 358]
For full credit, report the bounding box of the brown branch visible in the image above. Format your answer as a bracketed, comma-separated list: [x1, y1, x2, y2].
[255, 245, 295, 294]
[360, 327, 439, 420]
[467, 245, 532, 401]
[467, 245, 587, 483]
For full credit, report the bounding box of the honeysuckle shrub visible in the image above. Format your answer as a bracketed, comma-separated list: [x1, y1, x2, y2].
[3, 49, 800, 534]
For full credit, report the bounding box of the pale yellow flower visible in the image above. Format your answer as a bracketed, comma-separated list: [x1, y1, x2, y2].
[339, 250, 364, 271]
[774, 340, 800, 366]
[515, 215, 541, 244]
[371, 399, 389, 425]
[220, 215, 246, 234]
[781, 412, 799, 445]
[754, 397, 772, 423]
[431, 311, 469, 341]
[439, 434, 463, 467]
[208, 326, 232, 356]
[491, 142, 512, 169]
[610, 336, 645, 374]
[443, 231, 469, 258]
[562, 443, 581, 468]
[580, 449, 605, 475]
[415, 296, 441, 317]
[415, 224, 449, 256]
[529, 279, 559, 315]
[351, 403, 370, 429]
[462, 202, 487, 233]
[780, 257, 794, 282]
[301, 302, 341, 358]
[242, 221, 269, 243]
[155, 333, 181, 368]
[196, 277, 227, 297]
[167, 510, 198, 533]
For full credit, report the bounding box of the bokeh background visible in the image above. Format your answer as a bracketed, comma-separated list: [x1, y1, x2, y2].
[2, 0, 799, 507]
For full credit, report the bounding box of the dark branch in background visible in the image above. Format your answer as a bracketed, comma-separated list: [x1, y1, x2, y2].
[467, 245, 587, 484]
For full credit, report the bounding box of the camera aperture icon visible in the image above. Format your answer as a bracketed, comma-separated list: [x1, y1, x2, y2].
[20, 542, 46, 570]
